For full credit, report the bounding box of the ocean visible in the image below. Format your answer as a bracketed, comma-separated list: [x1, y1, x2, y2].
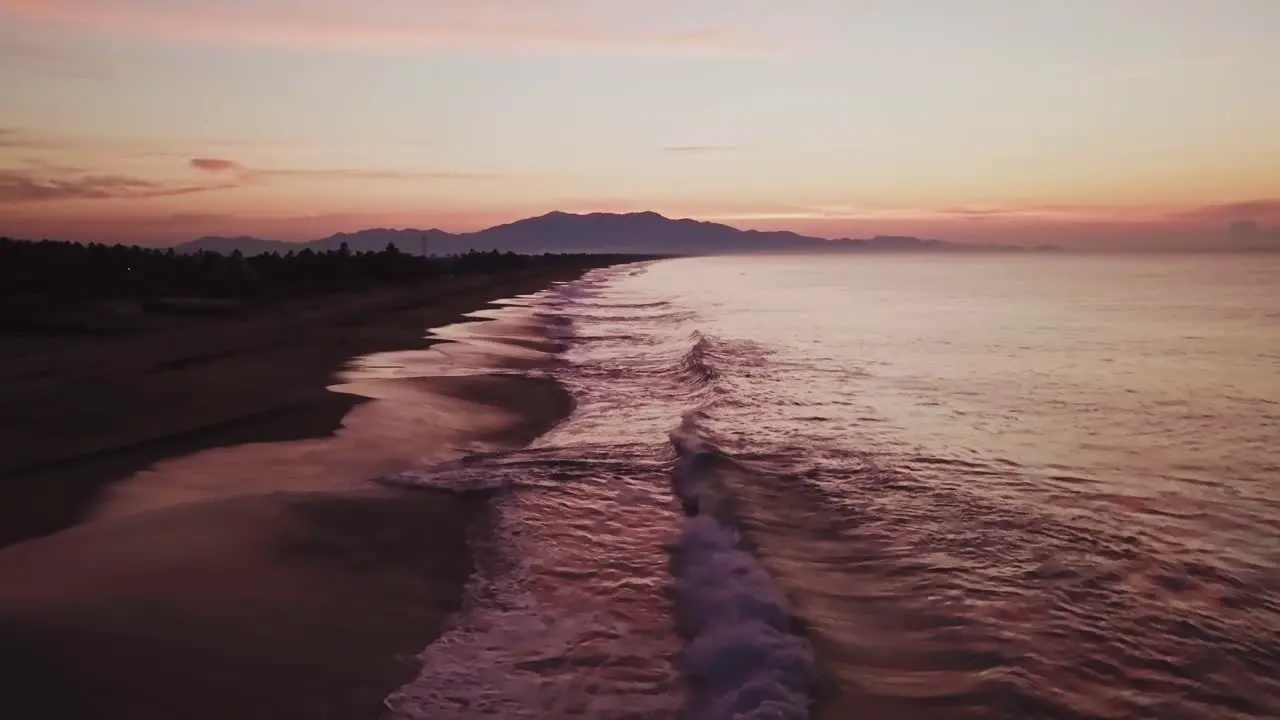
[379, 253, 1280, 719]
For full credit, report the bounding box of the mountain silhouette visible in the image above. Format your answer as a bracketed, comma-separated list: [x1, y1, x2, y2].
[177, 211, 1027, 256]
[180, 235, 297, 255]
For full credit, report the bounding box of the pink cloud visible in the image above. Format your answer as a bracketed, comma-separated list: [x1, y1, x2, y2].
[697, 202, 1212, 226]
[1, 153, 500, 206]
[0, 1, 768, 57]
[189, 157, 247, 174]
[189, 157, 503, 182]
[1174, 198, 1280, 225]
[0, 169, 236, 203]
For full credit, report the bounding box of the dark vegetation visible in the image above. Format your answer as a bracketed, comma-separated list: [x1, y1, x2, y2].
[0, 236, 650, 334]
[1, 237, 619, 303]
[0, 237, 649, 326]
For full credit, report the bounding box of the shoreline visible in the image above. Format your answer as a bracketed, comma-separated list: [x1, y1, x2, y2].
[0, 488, 493, 720]
[0, 262, 607, 547]
[0, 263, 605, 720]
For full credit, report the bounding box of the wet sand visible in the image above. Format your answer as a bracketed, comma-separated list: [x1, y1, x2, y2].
[0, 264, 603, 719]
[0, 490, 487, 720]
[0, 265, 598, 546]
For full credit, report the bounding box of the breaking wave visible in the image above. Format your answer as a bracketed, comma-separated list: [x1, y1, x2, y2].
[674, 332, 719, 394]
[667, 416, 816, 720]
[376, 263, 815, 718]
[375, 253, 1280, 719]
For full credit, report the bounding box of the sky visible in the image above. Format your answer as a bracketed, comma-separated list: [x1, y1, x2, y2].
[1, 0, 1278, 249]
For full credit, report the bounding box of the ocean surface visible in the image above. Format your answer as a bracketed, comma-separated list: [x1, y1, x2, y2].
[378, 253, 1280, 719]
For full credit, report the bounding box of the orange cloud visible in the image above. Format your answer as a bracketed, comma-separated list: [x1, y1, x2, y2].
[189, 157, 246, 174]
[565, 199, 1276, 245]
[0, 1, 767, 57]
[698, 203, 1196, 226]
[0, 169, 235, 203]
[2, 152, 501, 207]
[1175, 198, 1280, 225]
[188, 157, 503, 182]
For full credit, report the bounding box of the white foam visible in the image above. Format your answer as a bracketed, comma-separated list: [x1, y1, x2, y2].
[383, 461, 684, 719]
[383, 262, 817, 719]
[383, 268, 687, 718]
[669, 516, 815, 720]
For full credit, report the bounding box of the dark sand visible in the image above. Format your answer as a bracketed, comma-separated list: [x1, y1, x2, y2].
[0, 491, 486, 720]
[0, 265, 598, 546]
[0, 263, 606, 719]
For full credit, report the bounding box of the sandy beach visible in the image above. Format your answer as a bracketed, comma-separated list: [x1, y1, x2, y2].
[0, 263, 603, 719]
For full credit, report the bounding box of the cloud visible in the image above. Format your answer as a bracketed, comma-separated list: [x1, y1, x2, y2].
[189, 157, 502, 182]
[189, 157, 246, 174]
[542, 198, 1280, 230]
[0, 169, 236, 203]
[1, 126, 433, 162]
[1175, 198, 1280, 224]
[0, 127, 219, 157]
[0, 150, 506, 205]
[271, 168, 501, 181]
[924, 204, 1144, 222]
[698, 203, 1173, 225]
[0, 1, 769, 58]
[701, 201, 1280, 239]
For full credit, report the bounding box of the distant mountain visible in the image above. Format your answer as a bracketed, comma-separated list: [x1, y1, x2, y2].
[459, 211, 833, 254]
[181, 235, 296, 255]
[171, 211, 1028, 256]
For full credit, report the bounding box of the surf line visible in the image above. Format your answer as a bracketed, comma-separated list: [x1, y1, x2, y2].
[666, 421, 817, 720]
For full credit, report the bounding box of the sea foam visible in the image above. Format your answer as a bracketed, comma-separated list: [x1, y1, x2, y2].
[668, 425, 817, 719]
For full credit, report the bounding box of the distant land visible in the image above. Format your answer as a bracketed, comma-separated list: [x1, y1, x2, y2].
[172, 211, 1057, 256]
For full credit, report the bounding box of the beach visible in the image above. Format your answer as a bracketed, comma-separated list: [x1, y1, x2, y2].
[0, 263, 601, 719]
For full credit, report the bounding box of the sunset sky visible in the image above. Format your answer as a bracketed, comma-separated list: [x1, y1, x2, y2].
[2, 0, 1278, 248]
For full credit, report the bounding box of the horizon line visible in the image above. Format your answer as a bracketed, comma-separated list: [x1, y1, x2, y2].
[4, 207, 1276, 253]
[2, 209, 1020, 248]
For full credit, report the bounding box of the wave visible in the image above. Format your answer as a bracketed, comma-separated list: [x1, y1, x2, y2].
[376, 262, 819, 718]
[675, 331, 720, 394]
[576, 307, 699, 324]
[594, 300, 673, 310]
[579, 311, 699, 325]
[381, 443, 686, 719]
[667, 412, 817, 720]
[570, 329, 724, 396]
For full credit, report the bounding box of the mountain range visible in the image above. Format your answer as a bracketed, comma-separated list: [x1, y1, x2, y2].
[177, 211, 1044, 256]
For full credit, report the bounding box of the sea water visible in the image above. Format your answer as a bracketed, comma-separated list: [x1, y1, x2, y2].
[381, 253, 1280, 719]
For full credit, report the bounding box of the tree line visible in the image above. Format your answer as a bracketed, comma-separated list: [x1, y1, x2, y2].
[0, 237, 634, 307]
